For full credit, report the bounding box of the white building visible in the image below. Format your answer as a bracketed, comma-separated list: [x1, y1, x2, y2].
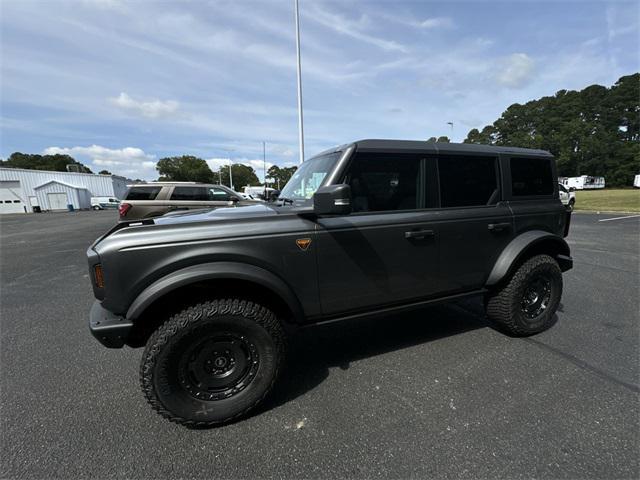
[0, 168, 127, 214]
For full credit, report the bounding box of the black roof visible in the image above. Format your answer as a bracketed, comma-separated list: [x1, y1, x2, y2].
[312, 139, 552, 158]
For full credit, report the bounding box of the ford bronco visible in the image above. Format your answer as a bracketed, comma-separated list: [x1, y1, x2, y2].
[87, 140, 572, 427]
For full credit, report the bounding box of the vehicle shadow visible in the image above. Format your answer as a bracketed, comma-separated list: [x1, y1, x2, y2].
[252, 297, 490, 418]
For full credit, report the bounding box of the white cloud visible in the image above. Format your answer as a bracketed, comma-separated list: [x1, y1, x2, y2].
[305, 4, 407, 53]
[43, 145, 157, 178]
[495, 53, 535, 88]
[109, 92, 179, 118]
[418, 17, 453, 29]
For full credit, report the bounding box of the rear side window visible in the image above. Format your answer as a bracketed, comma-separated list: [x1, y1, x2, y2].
[438, 156, 499, 208]
[125, 186, 162, 200]
[345, 152, 421, 212]
[170, 186, 209, 201]
[510, 158, 553, 196]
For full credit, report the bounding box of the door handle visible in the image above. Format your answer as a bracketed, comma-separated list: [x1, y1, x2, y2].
[405, 229, 435, 240]
[488, 222, 511, 232]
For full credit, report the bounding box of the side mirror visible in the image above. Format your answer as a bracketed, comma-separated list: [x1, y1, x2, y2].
[313, 184, 352, 215]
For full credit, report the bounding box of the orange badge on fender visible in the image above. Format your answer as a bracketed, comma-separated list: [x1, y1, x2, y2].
[296, 238, 312, 251]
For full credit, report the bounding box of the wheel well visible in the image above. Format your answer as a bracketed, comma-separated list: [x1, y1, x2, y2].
[127, 278, 296, 348]
[490, 238, 569, 289]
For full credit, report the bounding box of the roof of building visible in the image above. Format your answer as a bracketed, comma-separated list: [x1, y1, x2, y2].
[312, 139, 553, 158]
[34, 180, 90, 190]
[0, 167, 125, 179]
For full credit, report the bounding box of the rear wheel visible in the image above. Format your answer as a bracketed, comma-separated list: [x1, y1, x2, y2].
[485, 254, 562, 336]
[568, 198, 575, 211]
[140, 298, 285, 427]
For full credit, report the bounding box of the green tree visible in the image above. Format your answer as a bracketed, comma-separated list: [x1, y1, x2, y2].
[463, 73, 640, 187]
[426, 136, 451, 143]
[156, 155, 214, 183]
[267, 165, 297, 189]
[218, 163, 260, 191]
[0, 152, 92, 173]
[98, 170, 112, 175]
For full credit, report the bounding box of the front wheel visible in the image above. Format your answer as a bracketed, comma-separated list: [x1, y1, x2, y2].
[485, 254, 562, 336]
[140, 299, 285, 427]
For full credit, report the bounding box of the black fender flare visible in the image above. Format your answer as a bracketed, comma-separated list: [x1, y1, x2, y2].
[485, 230, 571, 287]
[125, 262, 305, 322]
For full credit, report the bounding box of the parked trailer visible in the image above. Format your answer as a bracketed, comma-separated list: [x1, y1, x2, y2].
[634, 174, 640, 188]
[561, 176, 605, 190]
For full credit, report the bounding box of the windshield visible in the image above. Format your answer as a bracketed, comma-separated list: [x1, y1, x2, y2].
[278, 152, 342, 205]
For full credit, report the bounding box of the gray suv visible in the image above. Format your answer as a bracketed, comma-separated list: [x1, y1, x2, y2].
[118, 182, 254, 220]
[88, 140, 572, 427]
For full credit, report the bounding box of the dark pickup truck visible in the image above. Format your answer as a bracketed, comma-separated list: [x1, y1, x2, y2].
[87, 140, 572, 427]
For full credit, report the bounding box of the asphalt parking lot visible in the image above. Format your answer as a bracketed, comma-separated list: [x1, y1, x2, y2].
[1, 210, 638, 479]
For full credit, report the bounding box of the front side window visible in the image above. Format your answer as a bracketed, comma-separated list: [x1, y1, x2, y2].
[278, 152, 341, 205]
[344, 152, 421, 212]
[208, 187, 231, 201]
[125, 186, 162, 200]
[170, 186, 209, 201]
[511, 157, 553, 196]
[438, 156, 498, 208]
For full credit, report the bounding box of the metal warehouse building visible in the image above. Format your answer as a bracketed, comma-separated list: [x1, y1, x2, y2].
[0, 168, 128, 214]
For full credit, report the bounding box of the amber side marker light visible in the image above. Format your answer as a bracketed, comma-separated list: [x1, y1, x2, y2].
[94, 264, 105, 288]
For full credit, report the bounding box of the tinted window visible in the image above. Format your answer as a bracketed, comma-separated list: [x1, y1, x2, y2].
[511, 157, 553, 196]
[170, 186, 209, 201]
[438, 156, 498, 207]
[125, 186, 162, 200]
[345, 153, 421, 212]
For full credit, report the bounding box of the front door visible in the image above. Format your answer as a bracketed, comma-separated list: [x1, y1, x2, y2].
[315, 152, 440, 316]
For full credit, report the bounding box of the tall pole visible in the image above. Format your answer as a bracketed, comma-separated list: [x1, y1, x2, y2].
[228, 159, 234, 191]
[294, 0, 305, 164]
[263, 141, 267, 197]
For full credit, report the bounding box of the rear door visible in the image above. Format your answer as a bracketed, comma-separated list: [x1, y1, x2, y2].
[434, 154, 514, 292]
[315, 151, 441, 316]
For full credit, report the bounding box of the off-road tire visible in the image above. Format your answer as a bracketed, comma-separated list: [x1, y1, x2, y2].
[140, 298, 285, 427]
[485, 254, 562, 336]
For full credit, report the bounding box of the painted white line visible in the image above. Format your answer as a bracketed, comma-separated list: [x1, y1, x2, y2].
[598, 215, 640, 222]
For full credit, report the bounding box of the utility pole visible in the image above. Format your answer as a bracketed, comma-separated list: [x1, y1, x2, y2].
[294, 0, 305, 164]
[228, 159, 234, 191]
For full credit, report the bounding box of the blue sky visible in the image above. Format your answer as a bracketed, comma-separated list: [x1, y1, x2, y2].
[1, 0, 638, 180]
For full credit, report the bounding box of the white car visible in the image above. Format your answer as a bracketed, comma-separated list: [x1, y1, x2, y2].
[558, 184, 576, 210]
[91, 196, 120, 210]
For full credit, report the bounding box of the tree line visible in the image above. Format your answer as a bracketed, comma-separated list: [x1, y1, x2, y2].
[463, 73, 639, 187]
[0, 152, 297, 190]
[155, 156, 297, 190]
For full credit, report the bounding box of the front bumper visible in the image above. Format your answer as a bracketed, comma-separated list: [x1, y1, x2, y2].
[89, 301, 133, 348]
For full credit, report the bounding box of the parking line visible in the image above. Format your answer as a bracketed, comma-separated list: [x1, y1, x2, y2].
[598, 215, 640, 222]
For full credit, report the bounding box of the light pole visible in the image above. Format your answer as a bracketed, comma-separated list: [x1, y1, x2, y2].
[263, 141, 267, 198]
[223, 148, 235, 191]
[294, 0, 305, 164]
